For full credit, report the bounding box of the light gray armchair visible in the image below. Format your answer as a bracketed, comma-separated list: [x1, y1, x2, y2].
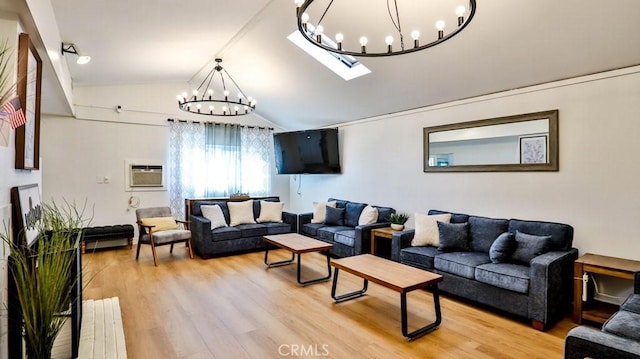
[135, 207, 194, 266]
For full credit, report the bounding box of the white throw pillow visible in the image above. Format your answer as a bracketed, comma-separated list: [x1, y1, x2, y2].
[358, 205, 379, 225]
[412, 213, 452, 247]
[311, 201, 337, 224]
[257, 201, 284, 223]
[200, 205, 228, 230]
[228, 200, 256, 226]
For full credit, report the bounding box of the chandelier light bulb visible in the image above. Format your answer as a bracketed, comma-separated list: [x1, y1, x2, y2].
[315, 25, 324, 42]
[335, 33, 344, 42]
[411, 30, 420, 47]
[209, 105, 214, 111]
[435, 21, 445, 31]
[176, 94, 182, 101]
[455, 5, 466, 16]
[359, 36, 368, 53]
[207, 89, 213, 95]
[181, 92, 188, 99]
[385, 35, 394, 53]
[238, 92, 244, 99]
[294, 0, 303, 8]
[223, 90, 230, 99]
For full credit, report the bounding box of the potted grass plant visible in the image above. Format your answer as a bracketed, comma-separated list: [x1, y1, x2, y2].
[1, 200, 90, 359]
[388, 212, 410, 231]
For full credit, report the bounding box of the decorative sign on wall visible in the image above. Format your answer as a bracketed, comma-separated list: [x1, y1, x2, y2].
[15, 33, 42, 170]
[10, 183, 42, 247]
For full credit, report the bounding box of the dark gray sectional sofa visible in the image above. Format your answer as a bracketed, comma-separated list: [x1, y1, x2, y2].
[565, 272, 640, 359]
[298, 198, 394, 257]
[189, 196, 297, 258]
[391, 209, 578, 330]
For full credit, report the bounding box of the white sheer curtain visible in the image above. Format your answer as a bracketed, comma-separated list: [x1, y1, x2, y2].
[168, 121, 273, 219]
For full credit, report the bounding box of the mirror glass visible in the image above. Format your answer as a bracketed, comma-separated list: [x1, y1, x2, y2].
[424, 110, 558, 172]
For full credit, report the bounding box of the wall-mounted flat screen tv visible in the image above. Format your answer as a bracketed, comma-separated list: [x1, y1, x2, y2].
[273, 128, 341, 174]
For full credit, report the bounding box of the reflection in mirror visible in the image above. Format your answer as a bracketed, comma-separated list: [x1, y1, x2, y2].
[424, 110, 558, 172]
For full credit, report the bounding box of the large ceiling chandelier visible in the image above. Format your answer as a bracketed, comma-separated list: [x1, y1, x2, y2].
[294, 0, 476, 57]
[177, 58, 256, 116]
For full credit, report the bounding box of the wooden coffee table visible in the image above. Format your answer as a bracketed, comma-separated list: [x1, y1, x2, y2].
[331, 254, 443, 341]
[263, 233, 333, 286]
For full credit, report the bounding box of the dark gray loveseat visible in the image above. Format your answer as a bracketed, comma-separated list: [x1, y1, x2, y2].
[391, 209, 578, 330]
[189, 196, 297, 258]
[565, 272, 640, 359]
[298, 198, 394, 257]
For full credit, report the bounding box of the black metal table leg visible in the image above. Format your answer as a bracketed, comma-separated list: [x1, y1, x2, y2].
[297, 252, 332, 286]
[264, 245, 295, 267]
[401, 284, 442, 341]
[331, 268, 369, 302]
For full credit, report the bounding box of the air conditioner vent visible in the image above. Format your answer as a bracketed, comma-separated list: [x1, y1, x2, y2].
[130, 165, 163, 187]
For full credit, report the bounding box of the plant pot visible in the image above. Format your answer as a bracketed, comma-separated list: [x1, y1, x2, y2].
[390, 223, 404, 231]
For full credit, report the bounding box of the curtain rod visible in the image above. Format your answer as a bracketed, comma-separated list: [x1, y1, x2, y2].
[167, 118, 273, 130]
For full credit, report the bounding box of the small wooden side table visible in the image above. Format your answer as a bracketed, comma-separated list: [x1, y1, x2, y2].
[370, 227, 400, 257]
[573, 253, 640, 325]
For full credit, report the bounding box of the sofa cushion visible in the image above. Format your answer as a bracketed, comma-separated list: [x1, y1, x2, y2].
[434, 252, 491, 279]
[489, 232, 516, 263]
[468, 216, 509, 254]
[327, 198, 349, 208]
[262, 222, 291, 235]
[511, 231, 551, 265]
[302, 223, 326, 237]
[256, 200, 284, 223]
[311, 201, 337, 224]
[508, 219, 574, 251]
[375, 206, 394, 223]
[211, 226, 242, 241]
[621, 294, 640, 315]
[200, 205, 228, 230]
[437, 222, 470, 252]
[412, 213, 451, 247]
[400, 246, 441, 269]
[234, 223, 268, 237]
[228, 200, 256, 226]
[325, 206, 345, 226]
[334, 230, 356, 247]
[317, 226, 352, 241]
[344, 202, 367, 227]
[358, 205, 378, 225]
[603, 310, 640, 342]
[428, 209, 470, 224]
[475, 263, 530, 294]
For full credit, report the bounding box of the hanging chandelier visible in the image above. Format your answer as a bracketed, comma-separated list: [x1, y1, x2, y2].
[177, 58, 256, 116]
[294, 0, 476, 57]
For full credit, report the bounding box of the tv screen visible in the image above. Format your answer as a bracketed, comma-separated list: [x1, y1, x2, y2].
[273, 128, 341, 174]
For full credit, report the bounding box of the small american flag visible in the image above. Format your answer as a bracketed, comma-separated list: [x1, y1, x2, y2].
[1, 97, 27, 129]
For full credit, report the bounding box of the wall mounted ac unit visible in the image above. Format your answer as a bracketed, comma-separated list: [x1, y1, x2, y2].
[130, 165, 163, 187]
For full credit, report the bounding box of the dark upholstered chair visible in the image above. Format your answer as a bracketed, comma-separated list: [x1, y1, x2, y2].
[135, 207, 193, 266]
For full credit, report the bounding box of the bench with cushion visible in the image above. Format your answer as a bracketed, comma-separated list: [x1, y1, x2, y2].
[81, 225, 134, 254]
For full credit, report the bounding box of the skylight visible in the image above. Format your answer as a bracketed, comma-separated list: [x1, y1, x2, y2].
[287, 27, 371, 81]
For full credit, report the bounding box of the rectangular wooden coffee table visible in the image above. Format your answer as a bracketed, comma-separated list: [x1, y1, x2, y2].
[263, 233, 333, 286]
[331, 254, 443, 341]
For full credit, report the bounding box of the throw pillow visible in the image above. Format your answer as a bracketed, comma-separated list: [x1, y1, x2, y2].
[228, 200, 257, 226]
[358, 205, 379, 225]
[437, 222, 470, 252]
[256, 200, 284, 223]
[412, 213, 452, 247]
[200, 205, 228, 230]
[140, 217, 178, 232]
[324, 206, 345, 226]
[311, 201, 337, 223]
[511, 230, 552, 265]
[344, 202, 367, 227]
[489, 232, 516, 263]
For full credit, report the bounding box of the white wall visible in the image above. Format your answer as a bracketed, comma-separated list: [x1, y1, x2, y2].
[288, 66, 640, 261]
[40, 83, 290, 230]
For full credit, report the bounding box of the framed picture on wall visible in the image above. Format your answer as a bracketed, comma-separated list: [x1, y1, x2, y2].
[10, 183, 42, 247]
[15, 33, 42, 170]
[519, 135, 548, 164]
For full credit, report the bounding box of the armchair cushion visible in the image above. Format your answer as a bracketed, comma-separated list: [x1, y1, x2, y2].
[256, 200, 284, 223]
[511, 231, 551, 265]
[200, 205, 228, 229]
[140, 217, 178, 232]
[228, 200, 256, 226]
[145, 229, 190, 245]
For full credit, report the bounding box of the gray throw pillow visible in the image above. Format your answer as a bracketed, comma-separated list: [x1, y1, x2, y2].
[489, 232, 516, 263]
[437, 222, 470, 252]
[344, 202, 366, 227]
[511, 230, 552, 265]
[324, 206, 345, 226]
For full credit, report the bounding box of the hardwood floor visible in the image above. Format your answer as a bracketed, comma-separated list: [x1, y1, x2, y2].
[82, 246, 578, 358]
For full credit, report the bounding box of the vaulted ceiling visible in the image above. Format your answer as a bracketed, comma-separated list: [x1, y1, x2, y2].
[8, 0, 640, 130]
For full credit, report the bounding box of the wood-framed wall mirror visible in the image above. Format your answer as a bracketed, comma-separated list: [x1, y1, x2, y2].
[423, 110, 559, 172]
